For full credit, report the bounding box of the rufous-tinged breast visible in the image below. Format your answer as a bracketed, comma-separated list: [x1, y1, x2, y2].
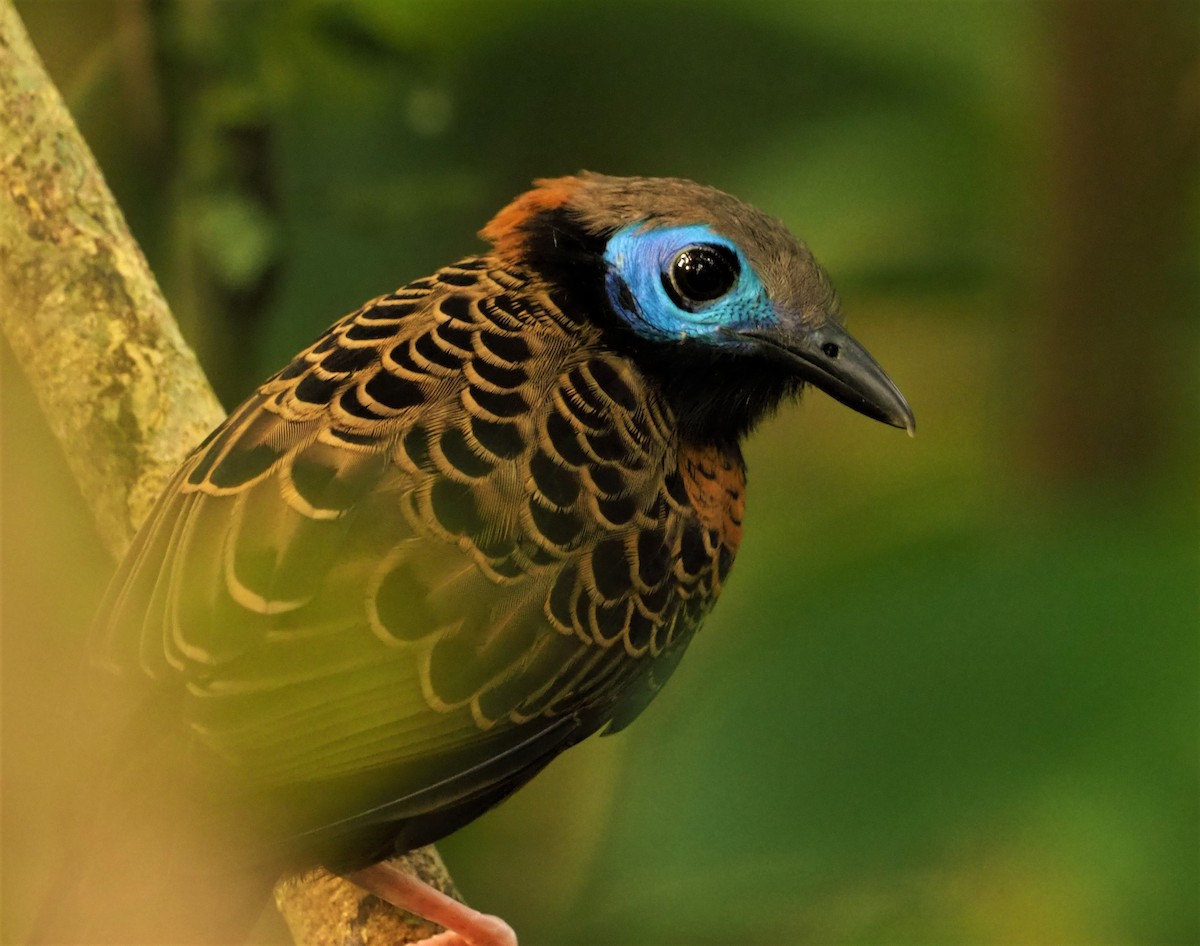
[677, 442, 746, 554]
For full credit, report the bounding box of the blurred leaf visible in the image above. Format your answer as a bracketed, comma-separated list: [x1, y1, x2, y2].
[191, 192, 279, 290]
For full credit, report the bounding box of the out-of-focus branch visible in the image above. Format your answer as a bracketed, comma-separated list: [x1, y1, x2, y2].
[0, 2, 456, 941]
[1028, 0, 1197, 484]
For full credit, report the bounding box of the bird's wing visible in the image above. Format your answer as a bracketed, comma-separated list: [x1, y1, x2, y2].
[92, 259, 727, 842]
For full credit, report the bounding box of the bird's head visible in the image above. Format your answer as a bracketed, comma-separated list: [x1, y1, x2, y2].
[482, 173, 914, 443]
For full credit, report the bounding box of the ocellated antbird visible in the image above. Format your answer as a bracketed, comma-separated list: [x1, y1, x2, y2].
[38, 174, 912, 945]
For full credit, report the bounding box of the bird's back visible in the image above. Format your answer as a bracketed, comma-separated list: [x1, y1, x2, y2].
[49, 255, 744, 941]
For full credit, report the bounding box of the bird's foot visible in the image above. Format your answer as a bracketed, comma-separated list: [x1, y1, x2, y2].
[408, 921, 516, 946]
[345, 861, 517, 946]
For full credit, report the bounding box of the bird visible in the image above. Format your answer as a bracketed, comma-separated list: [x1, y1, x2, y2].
[37, 173, 912, 945]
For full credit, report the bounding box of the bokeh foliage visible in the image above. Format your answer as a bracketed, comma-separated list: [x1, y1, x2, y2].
[5, 1, 1197, 943]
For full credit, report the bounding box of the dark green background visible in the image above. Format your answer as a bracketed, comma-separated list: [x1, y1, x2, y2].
[5, 1, 1197, 943]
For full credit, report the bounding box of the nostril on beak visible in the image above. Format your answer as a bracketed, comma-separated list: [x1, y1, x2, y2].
[820, 341, 840, 359]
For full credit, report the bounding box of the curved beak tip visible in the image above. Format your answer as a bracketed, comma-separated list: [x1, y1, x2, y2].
[892, 400, 916, 437]
[876, 398, 915, 437]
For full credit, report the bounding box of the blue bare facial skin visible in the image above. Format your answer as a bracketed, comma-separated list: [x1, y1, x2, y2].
[603, 224, 776, 342]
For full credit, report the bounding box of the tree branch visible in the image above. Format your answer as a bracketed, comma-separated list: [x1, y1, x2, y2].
[0, 2, 456, 941]
[0, 0, 222, 556]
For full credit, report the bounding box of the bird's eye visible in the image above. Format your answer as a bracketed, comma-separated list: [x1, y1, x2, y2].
[663, 244, 740, 310]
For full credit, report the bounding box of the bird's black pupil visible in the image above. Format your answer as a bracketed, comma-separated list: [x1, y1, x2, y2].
[664, 245, 739, 310]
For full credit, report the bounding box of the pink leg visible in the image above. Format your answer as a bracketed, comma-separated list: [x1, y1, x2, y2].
[345, 861, 517, 946]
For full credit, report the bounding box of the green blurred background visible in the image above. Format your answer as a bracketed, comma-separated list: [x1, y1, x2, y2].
[4, 1, 1197, 943]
